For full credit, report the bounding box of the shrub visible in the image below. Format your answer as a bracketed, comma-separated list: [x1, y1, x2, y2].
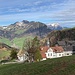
[10, 50, 17, 60]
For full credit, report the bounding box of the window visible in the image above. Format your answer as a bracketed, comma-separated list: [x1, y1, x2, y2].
[48, 53, 49, 56]
[48, 53, 52, 56]
[51, 53, 52, 56]
[67, 53, 69, 55]
[59, 54, 61, 56]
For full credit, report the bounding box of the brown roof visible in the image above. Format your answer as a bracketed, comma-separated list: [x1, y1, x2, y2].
[40, 46, 64, 58]
[17, 49, 25, 56]
[40, 46, 49, 58]
[50, 46, 64, 53]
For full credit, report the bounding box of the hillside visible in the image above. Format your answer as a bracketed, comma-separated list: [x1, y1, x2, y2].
[0, 43, 18, 59]
[47, 28, 75, 46]
[0, 55, 75, 75]
[0, 43, 12, 50]
[0, 36, 33, 48]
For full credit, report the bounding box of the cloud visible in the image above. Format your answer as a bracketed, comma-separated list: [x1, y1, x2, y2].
[0, 12, 44, 25]
[33, 1, 43, 5]
[0, 0, 62, 14]
[0, 0, 75, 27]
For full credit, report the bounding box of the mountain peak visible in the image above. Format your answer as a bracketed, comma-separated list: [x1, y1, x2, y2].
[22, 20, 29, 23]
[51, 23, 60, 27]
[47, 23, 60, 26]
[47, 23, 63, 30]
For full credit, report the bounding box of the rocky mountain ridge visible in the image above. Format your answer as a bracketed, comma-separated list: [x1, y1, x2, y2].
[0, 20, 52, 40]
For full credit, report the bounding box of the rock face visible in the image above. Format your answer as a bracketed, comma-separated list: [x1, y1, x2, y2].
[0, 20, 51, 40]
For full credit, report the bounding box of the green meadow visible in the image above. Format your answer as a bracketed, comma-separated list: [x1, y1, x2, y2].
[0, 36, 33, 49]
[0, 55, 75, 75]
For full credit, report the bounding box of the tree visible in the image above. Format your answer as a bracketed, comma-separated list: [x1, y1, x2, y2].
[34, 49, 42, 61]
[22, 36, 41, 62]
[22, 38, 33, 62]
[31, 36, 42, 61]
[10, 50, 17, 60]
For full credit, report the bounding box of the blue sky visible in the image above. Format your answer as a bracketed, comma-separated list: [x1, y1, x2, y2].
[0, 0, 75, 27]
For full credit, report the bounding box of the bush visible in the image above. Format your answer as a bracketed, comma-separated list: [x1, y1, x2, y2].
[10, 50, 17, 60]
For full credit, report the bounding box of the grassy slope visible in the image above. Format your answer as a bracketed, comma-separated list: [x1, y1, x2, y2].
[15, 29, 26, 34]
[0, 36, 33, 49]
[13, 37, 26, 49]
[0, 37, 11, 46]
[13, 36, 33, 49]
[0, 36, 33, 60]
[0, 37, 24, 48]
[0, 50, 10, 59]
[0, 55, 75, 75]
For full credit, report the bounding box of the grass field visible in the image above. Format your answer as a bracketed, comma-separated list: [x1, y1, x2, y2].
[0, 50, 10, 60]
[0, 55, 75, 75]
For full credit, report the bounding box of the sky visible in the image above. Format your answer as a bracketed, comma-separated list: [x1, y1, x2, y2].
[0, 0, 75, 28]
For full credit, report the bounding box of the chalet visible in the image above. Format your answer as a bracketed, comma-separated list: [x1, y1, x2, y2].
[40, 46, 64, 60]
[17, 50, 29, 62]
[46, 46, 64, 58]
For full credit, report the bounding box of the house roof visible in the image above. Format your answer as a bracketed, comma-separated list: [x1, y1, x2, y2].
[57, 41, 75, 46]
[40, 46, 64, 58]
[57, 41, 66, 46]
[63, 46, 73, 51]
[68, 41, 75, 43]
[67, 41, 75, 46]
[50, 46, 64, 53]
[17, 49, 25, 56]
[40, 46, 49, 58]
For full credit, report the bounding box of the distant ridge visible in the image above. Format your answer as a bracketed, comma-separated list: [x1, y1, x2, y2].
[0, 20, 51, 40]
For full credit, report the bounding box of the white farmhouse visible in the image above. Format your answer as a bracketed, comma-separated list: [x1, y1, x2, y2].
[46, 46, 64, 58]
[17, 49, 29, 62]
[40, 46, 64, 60]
